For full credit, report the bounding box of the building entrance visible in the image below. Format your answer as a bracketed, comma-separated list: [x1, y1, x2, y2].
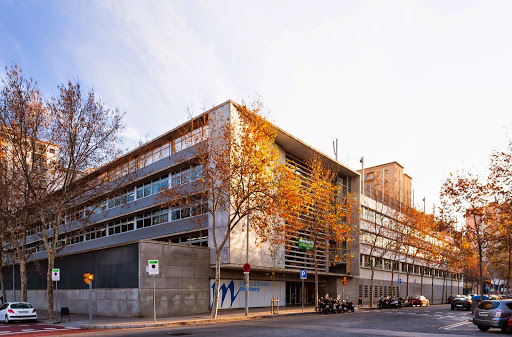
[286, 281, 317, 306]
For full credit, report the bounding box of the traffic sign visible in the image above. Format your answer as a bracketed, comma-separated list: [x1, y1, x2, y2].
[300, 270, 307, 279]
[148, 260, 159, 275]
[242, 263, 251, 273]
[398, 278, 402, 284]
[52, 269, 60, 281]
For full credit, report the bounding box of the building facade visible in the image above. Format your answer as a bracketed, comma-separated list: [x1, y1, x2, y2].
[3, 100, 461, 316]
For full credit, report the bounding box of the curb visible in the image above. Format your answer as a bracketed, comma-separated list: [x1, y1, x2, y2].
[79, 311, 318, 330]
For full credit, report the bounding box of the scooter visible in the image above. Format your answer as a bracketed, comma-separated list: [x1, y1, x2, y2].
[389, 297, 402, 309]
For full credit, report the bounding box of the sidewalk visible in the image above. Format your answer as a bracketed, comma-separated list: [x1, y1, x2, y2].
[39, 305, 319, 330]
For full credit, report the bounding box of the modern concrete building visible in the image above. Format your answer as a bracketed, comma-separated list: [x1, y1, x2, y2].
[3, 100, 462, 317]
[3, 100, 359, 316]
[358, 162, 412, 207]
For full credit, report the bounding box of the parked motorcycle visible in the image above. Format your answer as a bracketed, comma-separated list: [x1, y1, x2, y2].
[377, 297, 391, 309]
[315, 297, 326, 314]
[342, 298, 355, 312]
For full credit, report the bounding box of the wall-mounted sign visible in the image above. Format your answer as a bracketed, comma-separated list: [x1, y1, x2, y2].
[298, 237, 313, 251]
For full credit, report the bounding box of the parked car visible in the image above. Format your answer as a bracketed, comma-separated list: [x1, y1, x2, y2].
[451, 296, 472, 311]
[504, 316, 512, 334]
[407, 295, 429, 307]
[448, 294, 463, 304]
[473, 299, 512, 333]
[0, 302, 37, 323]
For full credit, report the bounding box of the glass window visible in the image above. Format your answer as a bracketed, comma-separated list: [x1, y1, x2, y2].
[171, 206, 180, 221]
[136, 186, 144, 199]
[144, 218, 152, 227]
[152, 183, 160, 195]
[143, 184, 151, 197]
[160, 212, 168, 223]
[127, 190, 135, 202]
[478, 301, 499, 310]
[182, 169, 191, 184]
[181, 207, 190, 218]
[159, 177, 168, 190]
[171, 172, 181, 187]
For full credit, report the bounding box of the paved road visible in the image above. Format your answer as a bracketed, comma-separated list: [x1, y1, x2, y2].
[0, 322, 84, 336]
[64, 304, 494, 337]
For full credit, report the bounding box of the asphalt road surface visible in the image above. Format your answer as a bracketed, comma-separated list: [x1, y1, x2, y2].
[62, 304, 501, 337]
[0, 322, 83, 336]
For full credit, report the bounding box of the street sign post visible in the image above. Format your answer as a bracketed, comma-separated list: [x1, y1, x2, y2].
[148, 260, 159, 275]
[300, 270, 307, 312]
[52, 269, 60, 281]
[52, 269, 60, 319]
[148, 260, 159, 323]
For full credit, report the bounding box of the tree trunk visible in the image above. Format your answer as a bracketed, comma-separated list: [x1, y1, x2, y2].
[431, 270, 434, 305]
[406, 270, 410, 297]
[211, 252, 221, 319]
[46, 251, 55, 319]
[314, 249, 319, 307]
[508, 233, 511, 298]
[450, 274, 453, 296]
[370, 267, 375, 307]
[390, 265, 395, 298]
[442, 274, 446, 303]
[420, 269, 424, 296]
[0, 250, 6, 303]
[19, 260, 27, 302]
[478, 239, 484, 295]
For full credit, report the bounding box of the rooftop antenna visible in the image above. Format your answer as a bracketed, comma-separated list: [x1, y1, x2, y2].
[333, 138, 338, 161]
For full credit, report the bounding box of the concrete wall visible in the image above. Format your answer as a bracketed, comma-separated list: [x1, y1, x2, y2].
[10, 288, 140, 317]
[138, 240, 210, 317]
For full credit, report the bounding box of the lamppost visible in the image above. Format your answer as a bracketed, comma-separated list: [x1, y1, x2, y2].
[245, 217, 249, 316]
[360, 157, 364, 197]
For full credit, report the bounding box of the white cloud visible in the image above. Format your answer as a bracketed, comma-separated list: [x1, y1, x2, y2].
[15, 0, 512, 209]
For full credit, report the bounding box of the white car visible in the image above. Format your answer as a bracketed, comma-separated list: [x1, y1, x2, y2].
[0, 302, 37, 323]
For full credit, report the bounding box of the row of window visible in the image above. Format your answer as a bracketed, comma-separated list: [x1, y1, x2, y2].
[360, 254, 462, 280]
[359, 284, 399, 298]
[60, 164, 204, 227]
[361, 207, 450, 250]
[25, 200, 207, 255]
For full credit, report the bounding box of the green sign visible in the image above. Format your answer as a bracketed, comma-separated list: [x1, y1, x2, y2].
[149, 260, 158, 264]
[298, 237, 313, 251]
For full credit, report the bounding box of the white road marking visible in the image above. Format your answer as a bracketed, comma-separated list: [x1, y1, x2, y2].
[439, 321, 472, 330]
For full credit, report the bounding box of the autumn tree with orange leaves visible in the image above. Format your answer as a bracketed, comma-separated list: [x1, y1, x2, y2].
[439, 171, 494, 295]
[287, 156, 356, 307]
[489, 138, 512, 295]
[163, 101, 302, 319]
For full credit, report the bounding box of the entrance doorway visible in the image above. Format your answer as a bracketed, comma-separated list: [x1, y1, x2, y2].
[286, 282, 317, 306]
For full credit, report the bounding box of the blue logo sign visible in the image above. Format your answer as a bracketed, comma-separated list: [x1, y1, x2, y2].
[300, 270, 307, 279]
[211, 281, 241, 308]
[398, 278, 402, 284]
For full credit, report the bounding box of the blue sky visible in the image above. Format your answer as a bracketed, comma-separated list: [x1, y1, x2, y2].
[1, 0, 512, 210]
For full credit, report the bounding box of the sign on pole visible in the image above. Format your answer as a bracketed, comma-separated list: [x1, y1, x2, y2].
[298, 237, 313, 251]
[148, 260, 159, 275]
[398, 278, 402, 284]
[52, 269, 60, 281]
[300, 270, 307, 280]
